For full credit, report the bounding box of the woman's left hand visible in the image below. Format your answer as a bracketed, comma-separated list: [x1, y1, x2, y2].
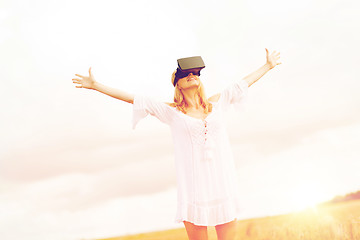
[265, 48, 281, 69]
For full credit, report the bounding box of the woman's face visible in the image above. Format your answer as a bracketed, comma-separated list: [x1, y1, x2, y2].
[176, 73, 200, 90]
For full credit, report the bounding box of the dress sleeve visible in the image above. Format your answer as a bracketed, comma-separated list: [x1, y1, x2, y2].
[132, 95, 173, 129]
[218, 79, 249, 111]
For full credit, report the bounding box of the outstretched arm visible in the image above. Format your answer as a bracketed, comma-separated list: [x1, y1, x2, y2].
[243, 48, 281, 87]
[72, 67, 134, 104]
[208, 48, 281, 101]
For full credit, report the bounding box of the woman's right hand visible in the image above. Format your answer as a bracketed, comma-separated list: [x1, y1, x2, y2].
[72, 67, 96, 89]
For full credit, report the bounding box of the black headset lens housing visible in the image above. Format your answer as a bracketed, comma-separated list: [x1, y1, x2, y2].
[173, 56, 205, 87]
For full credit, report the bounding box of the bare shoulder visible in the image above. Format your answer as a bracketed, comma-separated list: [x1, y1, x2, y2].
[208, 93, 221, 102]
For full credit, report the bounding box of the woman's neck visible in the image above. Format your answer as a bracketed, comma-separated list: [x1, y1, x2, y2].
[182, 88, 201, 109]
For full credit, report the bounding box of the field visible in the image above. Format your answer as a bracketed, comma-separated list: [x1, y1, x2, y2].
[97, 199, 360, 240]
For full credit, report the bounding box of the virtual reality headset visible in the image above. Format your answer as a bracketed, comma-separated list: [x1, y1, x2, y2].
[173, 56, 205, 86]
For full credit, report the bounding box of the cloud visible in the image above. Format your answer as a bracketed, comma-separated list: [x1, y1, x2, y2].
[232, 122, 360, 215]
[1, 129, 173, 182]
[0, 185, 179, 240]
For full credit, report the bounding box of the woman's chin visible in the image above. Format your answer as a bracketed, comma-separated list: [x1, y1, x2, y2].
[189, 81, 200, 87]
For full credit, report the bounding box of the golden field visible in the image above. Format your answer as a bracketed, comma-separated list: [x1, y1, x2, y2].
[97, 199, 360, 240]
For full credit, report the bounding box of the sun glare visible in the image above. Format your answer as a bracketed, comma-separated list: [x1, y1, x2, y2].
[289, 183, 329, 212]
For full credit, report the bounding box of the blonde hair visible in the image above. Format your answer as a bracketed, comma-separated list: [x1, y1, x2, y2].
[170, 70, 212, 114]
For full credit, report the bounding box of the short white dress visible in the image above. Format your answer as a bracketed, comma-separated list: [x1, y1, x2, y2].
[132, 79, 249, 226]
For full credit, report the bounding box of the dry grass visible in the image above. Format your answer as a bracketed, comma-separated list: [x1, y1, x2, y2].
[96, 199, 360, 240]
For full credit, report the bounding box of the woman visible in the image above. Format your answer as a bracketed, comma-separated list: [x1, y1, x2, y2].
[72, 48, 281, 240]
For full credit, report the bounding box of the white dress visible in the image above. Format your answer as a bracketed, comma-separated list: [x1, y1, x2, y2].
[132, 79, 249, 226]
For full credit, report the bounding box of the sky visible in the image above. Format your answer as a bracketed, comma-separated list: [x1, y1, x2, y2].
[1, 0, 360, 239]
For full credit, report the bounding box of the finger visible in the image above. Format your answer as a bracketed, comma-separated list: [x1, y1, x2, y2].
[72, 78, 81, 81]
[89, 67, 92, 76]
[265, 48, 269, 54]
[75, 74, 85, 78]
[75, 85, 83, 88]
[276, 52, 280, 56]
[272, 51, 276, 55]
[277, 62, 282, 65]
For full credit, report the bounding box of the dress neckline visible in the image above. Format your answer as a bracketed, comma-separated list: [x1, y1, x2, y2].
[165, 102, 217, 121]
